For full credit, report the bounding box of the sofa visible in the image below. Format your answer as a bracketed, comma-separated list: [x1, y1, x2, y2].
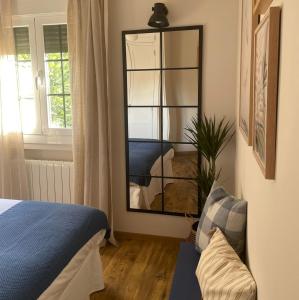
[169, 183, 250, 300]
[169, 242, 201, 300]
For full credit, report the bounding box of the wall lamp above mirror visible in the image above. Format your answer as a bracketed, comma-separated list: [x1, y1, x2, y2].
[148, 3, 169, 28]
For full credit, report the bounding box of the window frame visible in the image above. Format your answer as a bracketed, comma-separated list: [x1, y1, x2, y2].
[13, 15, 41, 136]
[13, 13, 72, 149]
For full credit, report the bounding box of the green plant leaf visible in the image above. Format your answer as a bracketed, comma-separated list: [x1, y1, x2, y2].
[185, 114, 235, 208]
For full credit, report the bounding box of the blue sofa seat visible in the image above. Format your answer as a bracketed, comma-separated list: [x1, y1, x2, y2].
[169, 242, 201, 300]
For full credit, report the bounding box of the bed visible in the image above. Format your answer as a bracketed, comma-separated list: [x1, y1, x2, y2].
[0, 199, 109, 300]
[129, 139, 174, 209]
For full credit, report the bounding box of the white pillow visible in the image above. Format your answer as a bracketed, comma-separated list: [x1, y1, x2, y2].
[196, 228, 257, 300]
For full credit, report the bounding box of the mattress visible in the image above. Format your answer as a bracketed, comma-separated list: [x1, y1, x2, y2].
[0, 199, 108, 300]
[39, 230, 106, 300]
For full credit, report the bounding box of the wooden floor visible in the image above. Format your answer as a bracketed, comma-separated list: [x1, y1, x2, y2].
[90, 233, 180, 300]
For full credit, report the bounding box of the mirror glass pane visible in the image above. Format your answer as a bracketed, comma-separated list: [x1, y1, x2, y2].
[159, 142, 197, 179]
[163, 69, 198, 106]
[170, 145, 198, 179]
[126, 32, 160, 70]
[163, 107, 198, 143]
[130, 177, 162, 210]
[163, 30, 199, 68]
[150, 179, 198, 214]
[128, 107, 160, 140]
[128, 140, 162, 177]
[127, 71, 160, 106]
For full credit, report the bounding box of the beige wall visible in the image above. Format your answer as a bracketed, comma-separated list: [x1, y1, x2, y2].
[12, 0, 67, 15]
[109, 0, 239, 237]
[235, 0, 299, 298]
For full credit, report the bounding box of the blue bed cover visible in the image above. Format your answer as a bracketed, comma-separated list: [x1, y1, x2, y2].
[0, 200, 109, 300]
[129, 138, 173, 186]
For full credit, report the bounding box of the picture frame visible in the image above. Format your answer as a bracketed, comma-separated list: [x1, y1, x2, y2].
[252, 7, 281, 179]
[239, 0, 253, 145]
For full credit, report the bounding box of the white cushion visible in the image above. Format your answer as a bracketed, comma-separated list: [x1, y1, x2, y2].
[196, 228, 257, 300]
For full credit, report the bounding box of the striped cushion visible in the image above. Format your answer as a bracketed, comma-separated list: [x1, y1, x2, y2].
[196, 228, 257, 300]
[196, 181, 247, 256]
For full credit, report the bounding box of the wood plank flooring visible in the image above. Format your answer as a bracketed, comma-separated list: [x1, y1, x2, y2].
[90, 233, 181, 300]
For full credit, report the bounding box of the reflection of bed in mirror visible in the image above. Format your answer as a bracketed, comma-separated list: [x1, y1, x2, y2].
[129, 139, 174, 209]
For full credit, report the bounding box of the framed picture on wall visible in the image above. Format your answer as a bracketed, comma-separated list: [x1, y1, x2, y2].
[239, 0, 253, 145]
[252, 7, 281, 179]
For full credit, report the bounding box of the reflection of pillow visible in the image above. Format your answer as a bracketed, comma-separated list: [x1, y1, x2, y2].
[196, 228, 257, 300]
[196, 181, 247, 256]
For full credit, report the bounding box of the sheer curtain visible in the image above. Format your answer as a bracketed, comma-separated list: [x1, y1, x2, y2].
[0, 0, 29, 199]
[67, 0, 113, 231]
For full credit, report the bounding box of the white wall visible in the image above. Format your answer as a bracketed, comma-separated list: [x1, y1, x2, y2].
[109, 0, 239, 237]
[235, 0, 299, 298]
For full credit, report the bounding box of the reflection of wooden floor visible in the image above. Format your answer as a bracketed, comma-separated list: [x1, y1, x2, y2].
[172, 151, 197, 178]
[150, 152, 198, 214]
[151, 180, 198, 214]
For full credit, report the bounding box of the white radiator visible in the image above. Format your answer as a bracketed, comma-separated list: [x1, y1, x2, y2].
[25, 160, 74, 204]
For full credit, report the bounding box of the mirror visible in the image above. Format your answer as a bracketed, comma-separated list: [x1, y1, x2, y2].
[163, 30, 199, 68]
[163, 107, 198, 143]
[123, 26, 203, 217]
[128, 107, 160, 139]
[126, 32, 160, 69]
[127, 71, 160, 106]
[163, 69, 198, 106]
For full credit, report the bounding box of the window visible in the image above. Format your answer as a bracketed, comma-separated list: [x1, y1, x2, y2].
[14, 26, 36, 134]
[13, 14, 72, 147]
[43, 25, 71, 129]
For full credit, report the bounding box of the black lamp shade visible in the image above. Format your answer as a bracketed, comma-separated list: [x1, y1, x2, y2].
[148, 3, 169, 28]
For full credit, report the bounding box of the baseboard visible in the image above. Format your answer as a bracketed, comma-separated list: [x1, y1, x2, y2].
[114, 231, 183, 243]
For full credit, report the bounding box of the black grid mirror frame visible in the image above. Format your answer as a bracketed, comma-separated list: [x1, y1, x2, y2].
[122, 25, 203, 217]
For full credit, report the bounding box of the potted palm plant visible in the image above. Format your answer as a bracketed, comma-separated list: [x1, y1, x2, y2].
[185, 115, 235, 241]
